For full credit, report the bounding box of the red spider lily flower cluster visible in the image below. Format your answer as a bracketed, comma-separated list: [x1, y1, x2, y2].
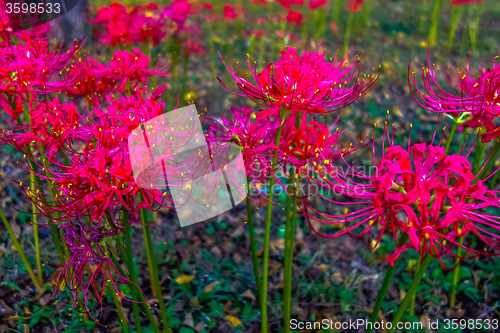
[17, 88, 173, 224]
[0, 24, 174, 317]
[213, 48, 376, 197]
[92, 0, 201, 47]
[410, 55, 500, 142]
[63, 48, 168, 106]
[347, 0, 365, 12]
[92, 2, 167, 46]
[0, 27, 85, 119]
[309, 0, 327, 10]
[304, 122, 500, 269]
[218, 47, 379, 117]
[451, 0, 485, 5]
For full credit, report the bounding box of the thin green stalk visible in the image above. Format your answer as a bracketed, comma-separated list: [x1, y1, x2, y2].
[409, 254, 421, 316]
[261, 106, 287, 333]
[122, 210, 144, 333]
[246, 192, 262, 309]
[447, 6, 462, 51]
[0, 207, 42, 291]
[343, 11, 353, 57]
[428, 0, 444, 47]
[449, 237, 464, 308]
[181, 48, 190, 104]
[283, 172, 299, 333]
[444, 118, 459, 155]
[387, 255, 433, 333]
[469, 3, 483, 53]
[29, 171, 42, 285]
[139, 199, 170, 332]
[365, 234, 408, 333]
[22, 107, 43, 285]
[332, 0, 342, 26]
[142, 222, 157, 298]
[283, 169, 295, 332]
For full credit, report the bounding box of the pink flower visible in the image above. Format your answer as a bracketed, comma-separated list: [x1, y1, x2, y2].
[286, 10, 303, 26]
[277, 0, 304, 8]
[410, 55, 500, 142]
[107, 49, 169, 92]
[305, 123, 500, 269]
[218, 46, 378, 115]
[309, 0, 327, 10]
[347, 0, 364, 11]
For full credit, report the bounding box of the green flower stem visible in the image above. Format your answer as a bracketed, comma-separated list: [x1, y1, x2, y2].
[261, 106, 287, 332]
[0, 207, 42, 291]
[139, 196, 170, 333]
[409, 253, 421, 316]
[246, 191, 262, 309]
[21, 107, 44, 285]
[181, 46, 190, 103]
[122, 210, 145, 333]
[387, 255, 433, 333]
[30, 170, 42, 285]
[283, 168, 295, 332]
[283, 172, 299, 333]
[332, 0, 342, 26]
[449, 237, 464, 308]
[447, 6, 463, 51]
[428, 0, 443, 47]
[343, 11, 353, 57]
[366, 234, 408, 333]
[142, 221, 157, 298]
[444, 118, 459, 155]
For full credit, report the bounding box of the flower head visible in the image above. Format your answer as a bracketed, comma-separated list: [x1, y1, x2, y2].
[218, 47, 378, 115]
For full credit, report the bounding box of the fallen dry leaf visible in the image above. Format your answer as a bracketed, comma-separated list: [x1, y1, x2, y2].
[225, 315, 243, 328]
[175, 275, 195, 284]
[203, 281, 221, 293]
[241, 289, 256, 301]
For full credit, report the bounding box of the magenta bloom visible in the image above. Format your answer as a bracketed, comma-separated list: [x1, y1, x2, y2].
[305, 125, 500, 269]
[410, 55, 500, 142]
[277, 0, 304, 8]
[93, 3, 167, 46]
[286, 10, 303, 26]
[309, 0, 327, 10]
[218, 47, 378, 116]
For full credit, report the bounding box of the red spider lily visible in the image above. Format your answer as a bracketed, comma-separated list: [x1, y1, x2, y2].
[277, 0, 304, 9]
[40, 224, 145, 323]
[218, 46, 379, 116]
[206, 107, 280, 187]
[0, 30, 85, 119]
[278, 116, 368, 174]
[223, 5, 244, 21]
[63, 55, 119, 106]
[309, 0, 327, 10]
[286, 10, 303, 26]
[347, 0, 364, 12]
[409, 54, 500, 142]
[0, 98, 82, 158]
[99, 49, 169, 93]
[452, 0, 484, 4]
[18, 88, 172, 224]
[93, 2, 167, 46]
[304, 122, 500, 270]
